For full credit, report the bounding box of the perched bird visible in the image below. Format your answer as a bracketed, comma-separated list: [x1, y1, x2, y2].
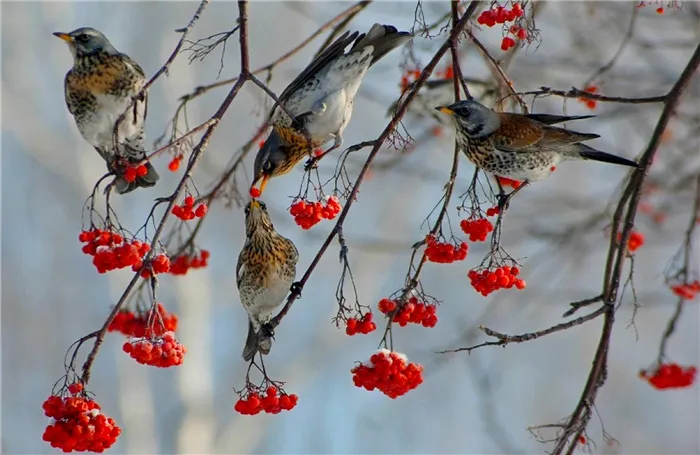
[436, 99, 639, 185]
[251, 23, 413, 195]
[237, 200, 299, 361]
[388, 77, 498, 125]
[55, 27, 159, 194]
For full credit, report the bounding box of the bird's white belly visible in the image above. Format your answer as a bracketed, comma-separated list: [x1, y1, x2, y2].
[249, 270, 294, 317]
[306, 89, 349, 143]
[81, 94, 144, 150]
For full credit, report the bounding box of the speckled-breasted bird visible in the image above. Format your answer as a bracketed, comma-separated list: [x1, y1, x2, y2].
[55, 27, 159, 194]
[436, 99, 639, 183]
[251, 23, 413, 195]
[388, 78, 498, 125]
[237, 200, 299, 361]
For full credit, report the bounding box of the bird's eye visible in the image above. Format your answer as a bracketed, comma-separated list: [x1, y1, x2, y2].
[76, 34, 91, 43]
[259, 201, 267, 210]
[262, 160, 273, 173]
[244, 206, 250, 215]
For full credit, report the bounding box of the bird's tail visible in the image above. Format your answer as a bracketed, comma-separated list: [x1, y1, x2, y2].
[242, 319, 272, 362]
[114, 161, 160, 194]
[524, 113, 596, 125]
[352, 24, 413, 67]
[577, 143, 639, 168]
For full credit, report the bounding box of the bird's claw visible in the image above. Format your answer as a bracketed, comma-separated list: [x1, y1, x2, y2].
[304, 157, 319, 171]
[290, 281, 303, 298]
[261, 323, 275, 340]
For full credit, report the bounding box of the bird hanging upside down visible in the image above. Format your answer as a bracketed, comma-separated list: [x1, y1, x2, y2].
[236, 200, 299, 362]
[251, 23, 413, 196]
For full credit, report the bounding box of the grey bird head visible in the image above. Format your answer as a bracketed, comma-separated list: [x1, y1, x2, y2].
[244, 199, 274, 237]
[435, 99, 501, 138]
[251, 129, 288, 196]
[53, 27, 117, 60]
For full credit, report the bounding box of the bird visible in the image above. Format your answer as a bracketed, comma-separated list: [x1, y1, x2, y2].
[251, 23, 413, 196]
[436, 99, 639, 198]
[237, 199, 299, 362]
[388, 77, 498, 125]
[54, 27, 159, 194]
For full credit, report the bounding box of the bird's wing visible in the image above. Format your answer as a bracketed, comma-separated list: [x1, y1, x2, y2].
[493, 114, 546, 152]
[64, 70, 76, 116]
[270, 31, 359, 123]
[236, 250, 246, 289]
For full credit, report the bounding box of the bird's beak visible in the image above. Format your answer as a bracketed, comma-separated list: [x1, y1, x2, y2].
[249, 199, 261, 210]
[250, 174, 270, 196]
[53, 32, 73, 43]
[435, 106, 455, 116]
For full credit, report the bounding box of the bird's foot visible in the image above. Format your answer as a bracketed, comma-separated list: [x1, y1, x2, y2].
[261, 323, 275, 340]
[497, 192, 511, 212]
[290, 281, 303, 299]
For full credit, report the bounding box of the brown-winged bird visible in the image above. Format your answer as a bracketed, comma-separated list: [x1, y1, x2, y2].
[251, 23, 413, 195]
[55, 27, 159, 194]
[436, 99, 639, 183]
[237, 200, 299, 361]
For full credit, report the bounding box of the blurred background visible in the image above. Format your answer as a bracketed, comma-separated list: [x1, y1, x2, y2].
[2, 1, 699, 454]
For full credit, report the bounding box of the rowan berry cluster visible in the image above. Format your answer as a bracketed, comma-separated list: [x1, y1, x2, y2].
[133, 253, 170, 278]
[460, 217, 494, 242]
[378, 297, 438, 327]
[234, 386, 299, 415]
[485, 206, 501, 217]
[579, 85, 599, 110]
[468, 265, 526, 296]
[425, 235, 468, 263]
[42, 384, 121, 452]
[169, 250, 210, 275]
[639, 363, 697, 389]
[123, 331, 186, 368]
[172, 195, 208, 221]
[122, 164, 149, 183]
[108, 303, 178, 338]
[289, 196, 342, 229]
[79, 228, 150, 274]
[168, 154, 184, 172]
[477, 3, 524, 27]
[670, 280, 700, 300]
[346, 312, 377, 336]
[351, 350, 424, 398]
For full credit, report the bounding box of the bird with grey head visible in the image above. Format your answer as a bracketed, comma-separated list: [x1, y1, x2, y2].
[53, 27, 118, 60]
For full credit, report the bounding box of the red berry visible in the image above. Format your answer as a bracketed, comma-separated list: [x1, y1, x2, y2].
[250, 187, 261, 198]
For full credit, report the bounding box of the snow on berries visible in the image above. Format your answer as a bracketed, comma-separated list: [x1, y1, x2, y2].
[378, 297, 438, 328]
[169, 249, 210, 275]
[460, 217, 494, 242]
[289, 196, 342, 230]
[108, 303, 178, 338]
[351, 350, 424, 398]
[123, 331, 186, 368]
[424, 234, 468, 263]
[132, 253, 170, 278]
[345, 312, 377, 336]
[639, 363, 697, 390]
[234, 385, 298, 415]
[79, 228, 150, 274]
[42, 386, 121, 452]
[468, 265, 526, 296]
[172, 195, 208, 221]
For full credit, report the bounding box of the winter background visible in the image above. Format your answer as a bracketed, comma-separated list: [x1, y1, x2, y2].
[2, 1, 699, 454]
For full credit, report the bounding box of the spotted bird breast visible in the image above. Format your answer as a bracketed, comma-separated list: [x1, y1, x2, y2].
[237, 236, 298, 319]
[66, 54, 146, 156]
[458, 135, 561, 182]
